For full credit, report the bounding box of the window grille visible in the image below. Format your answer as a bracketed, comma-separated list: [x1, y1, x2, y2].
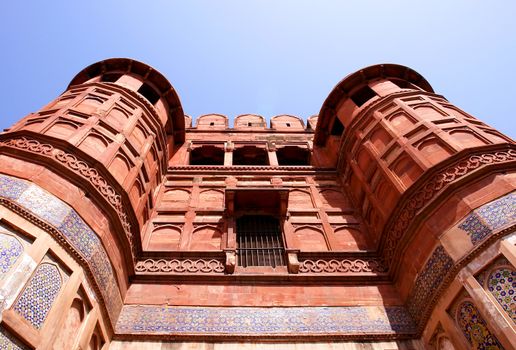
[236, 215, 285, 268]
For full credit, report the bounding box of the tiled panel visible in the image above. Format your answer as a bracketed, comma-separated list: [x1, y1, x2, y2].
[456, 301, 503, 349]
[0, 174, 122, 323]
[116, 305, 416, 336]
[17, 185, 71, 227]
[459, 192, 516, 245]
[476, 257, 516, 324]
[406, 245, 453, 322]
[13, 263, 62, 329]
[487, 267, 516, 324]
[0, 233, 23, 275]
[0, 325, 29, 350]
[0, 174, 29, 201]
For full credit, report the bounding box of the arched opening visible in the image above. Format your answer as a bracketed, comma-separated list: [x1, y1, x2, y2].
[233, 146, 268, 166]
[190, 146, 225, 165]
[276, 146, 310, 166]
[236, 215, 285, 268]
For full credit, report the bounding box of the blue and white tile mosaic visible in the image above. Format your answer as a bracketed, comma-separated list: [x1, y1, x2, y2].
[0, 233, 23, 275]
[17, 185, 71, 227]
[0, 173, 122, 324]
[459, 192, 516, 245]
[0, 175, 29, 201]
[116, 305, 416, 336]
[0, 325, 29, 350]
[13, 263, 62, 329]
[406, 245, 453, 322]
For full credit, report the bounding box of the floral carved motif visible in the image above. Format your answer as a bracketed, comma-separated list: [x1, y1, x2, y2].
[382, 148, 516, 265]
[135, 258, 225, 274]
[0, 137, 137, 261]
[298, 258, 387, 274]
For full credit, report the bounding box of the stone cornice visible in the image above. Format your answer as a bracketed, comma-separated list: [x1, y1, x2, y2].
[167, 165, 337, 176]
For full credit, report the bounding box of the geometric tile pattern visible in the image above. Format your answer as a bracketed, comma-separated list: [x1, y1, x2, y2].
[0, 325, 30, 350]
[17, 185, 71, 227]
[0, 233, 23, 275]
[13, 263, 62, 329]
[116, 305, 416, 336]
[459, 192, 516, 245]
[0, 173, 123, 324]
[0, 174, 29, 201]
[406, 245, 454, 323]
[456, 300, 504, 350]
[487, 267, 516, 324]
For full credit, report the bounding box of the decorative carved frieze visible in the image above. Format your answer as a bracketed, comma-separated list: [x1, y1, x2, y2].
[135, 258, 225, 274]
[298, 258, 387, 274]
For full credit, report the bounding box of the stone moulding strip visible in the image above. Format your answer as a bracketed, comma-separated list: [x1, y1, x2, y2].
[380, 146, 516, 266]
[0, 136, 138, 262]
[167, 165, 337, 175]
[0, 198, 117, 334]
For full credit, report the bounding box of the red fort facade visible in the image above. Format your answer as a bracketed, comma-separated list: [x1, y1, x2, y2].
[0, 58, 514, 349]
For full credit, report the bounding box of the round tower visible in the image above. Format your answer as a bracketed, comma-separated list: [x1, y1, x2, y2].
[315, 64, 515, 348]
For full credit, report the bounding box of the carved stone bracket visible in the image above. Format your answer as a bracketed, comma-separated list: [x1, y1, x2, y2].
[224, 250, 236, 274]
[286, 249, 300, 274]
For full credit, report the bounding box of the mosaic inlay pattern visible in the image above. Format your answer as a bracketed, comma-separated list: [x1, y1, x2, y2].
[459, 192, 516, 245]
[0, 233, 23, 275]
[13, 263, 62, 329]
[456, 301, 504, 350]
[406, 245, 453, 322]
[0, 173, 123, 323]
[17, 185, 71, 227]
[488, 267, 516, 324]
[0, 326, 29, 350]
[0, 175, 29, 201]
[116, 305, 416, 336]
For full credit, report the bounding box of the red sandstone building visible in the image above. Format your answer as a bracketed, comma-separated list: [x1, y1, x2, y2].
[0, 58, 514, 349]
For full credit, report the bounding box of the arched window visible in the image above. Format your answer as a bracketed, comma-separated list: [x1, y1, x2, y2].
[233, 146, 268, 166]
[276, 146, 310, 166]
[190, 146, 224, 165]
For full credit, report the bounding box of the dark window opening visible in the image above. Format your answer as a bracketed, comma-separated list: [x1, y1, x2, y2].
[276, 146, 310, 166]
[330, 117, 345, 136]
[137, 83, 161, 105]
[286, 123, 291, 127]
[236, 215, 285, 268]
[210, 122, 215, 126]
[190, 145, 224, 165]
[390, 79, 418, 90]
[247, 122, 252, 127]
[233, 146, 269, 166]
[101, 73, 123, 83]
[350, 85, 377, 107]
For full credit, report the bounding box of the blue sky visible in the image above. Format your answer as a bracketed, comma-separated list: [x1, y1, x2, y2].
[0, 1, 515, 137]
